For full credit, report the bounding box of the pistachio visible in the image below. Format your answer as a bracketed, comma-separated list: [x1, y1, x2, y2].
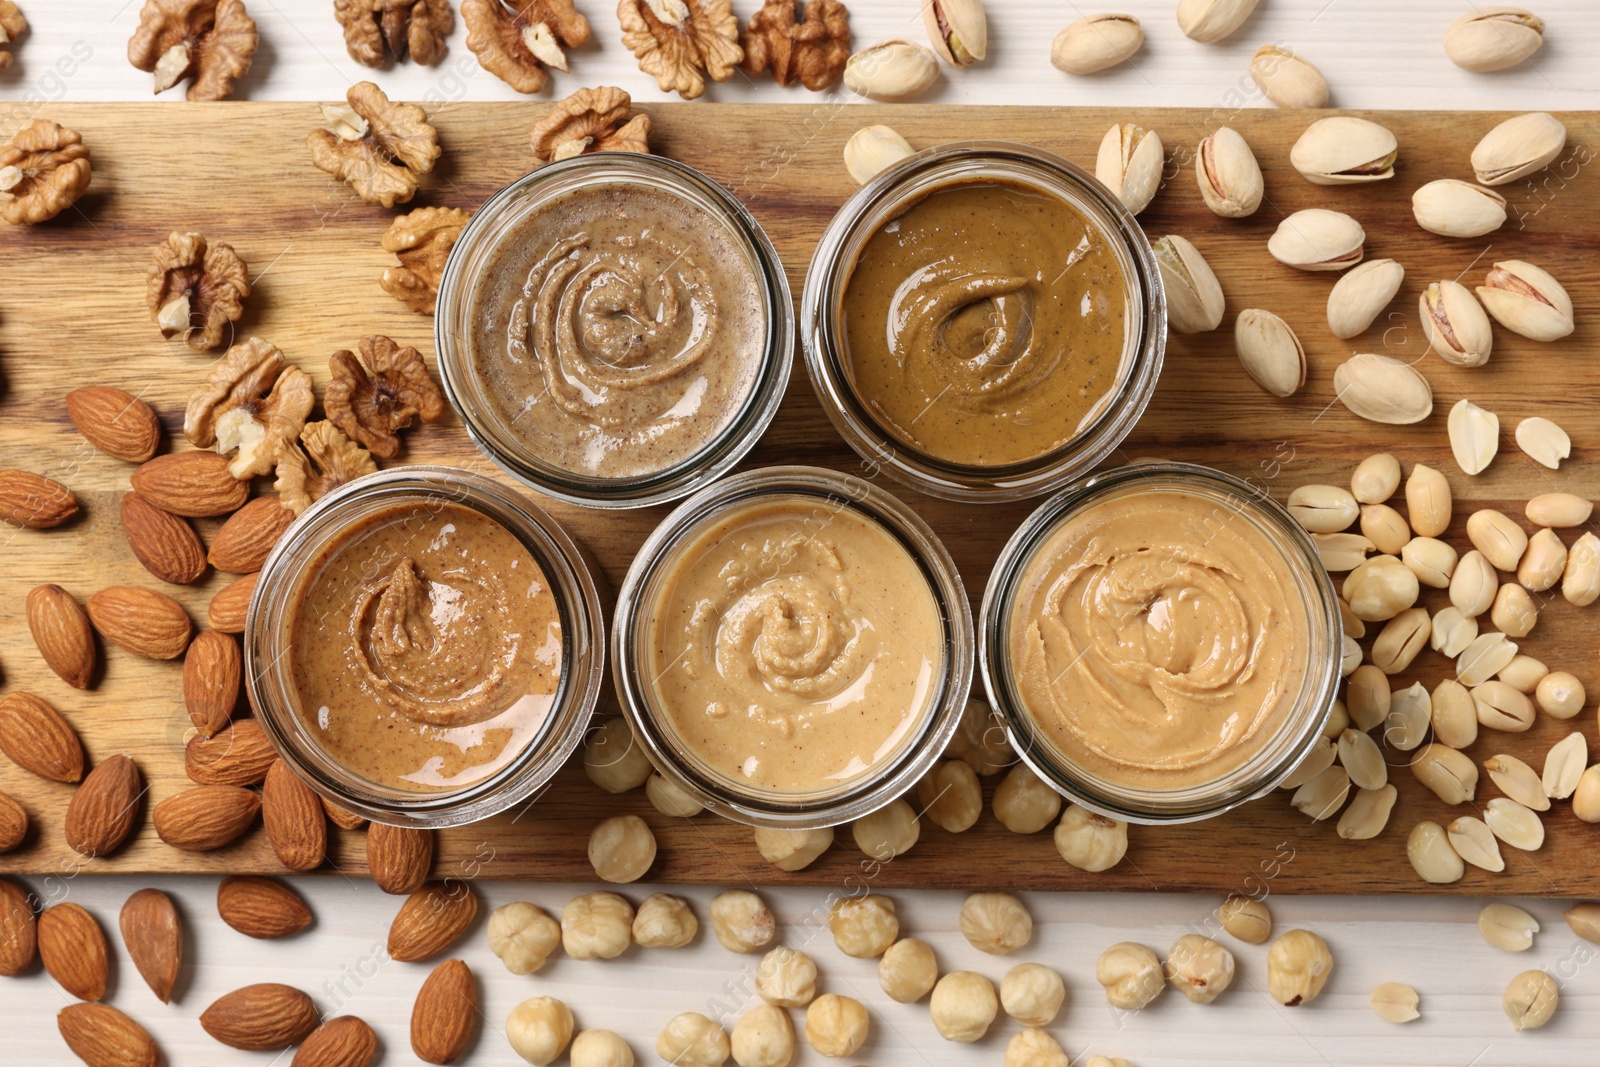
[1290, 764, 1349, 821]
[1228, 309, 1312, 397]
[1478, 903, 1539, 952]
[1337, 728, 1386, 791]
[1383, 681, 1431, 752]
[1176, 0, 1259, 43]
[1562, 533, 1600, 606]
[1566, 903, 1600, 944]
[1515, 418, 1571, 470]
[1490, 583, 1538, 639]
[1336, 784, 1397, 841]
[1457, 632, 1517, 687]
[1411, 743, 1477, 805]
[1535, 675, 1585, 721]
[922, 0, 986, 67]
[1485, 797, 1544, 851]
[1327, 259, 1403, 339]
[1466, 509, 1527, 572]
[1360, 504, 1410, 556]
[1332, 354, 1431, 425]
[1269, 209, 1365, 271]
[1476, 259, 1575, 341]
[1351, 453, 1400, 505]
[1431, 606, 1477, 657]
[843, 41, 940, 101]
[1402, 537, 1457, 588]
[1525, 491, 1589, 528]
[1503, 970, 1559, 1031]
[1450, 550, 1497, 617]
[1446, 815, 1504, 871]
[1095, 123, 1163, 215]
[1446, 8, 1545, 71]
[843, 125, 914, 185]
[1419, 280, 1493, 367]
[1473, 680, 1535, 733]
[1518, 528, 1566, 591]
[1411, 179, 1507, 238]
[1371, 607, 1429, 675]
[1497, 654, 1547, 694]
[1050, 14, 1143, 75]
[1247, 45, 1328, 108]
[1405, 464, 1452, 538]
[1314, 532, 1374, 573]
[1290, 116, 1397, 185]
[1343, 555, 1419, 622]
[1152, 235, 1225, 334]
[1484, 754, 1549, 811]
[1370, 982, 1420, 1024]
[1406, 820, 1464, 883]
[1471, 111, 1565, 186]
[1431, 679, 1478, 749]
[1346, 665, 1390, 732]
[1195, 126, 1263, 218]
[1446, 399, 1499, 476]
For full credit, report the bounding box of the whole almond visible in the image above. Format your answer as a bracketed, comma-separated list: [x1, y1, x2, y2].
[130, 452, 249, 517]
[183, 630, 241, 737]
[323, 796, 368, 831]
[66, 386, 163, 464]
[0, 876, 38, 976]
[58, 1002, 159, 1067]
[119, 889, 182, 1004]
[186, 718, 276, 786]
[388, 882, 479, 963]
[208, 571, 258, 633]
[26, 584, 97, 689]
[0, 692, 85, 783]
[201, 983, 320, 1050]
[87, 586, 193, 660]
[411, 958, 477, 1065]
[152, 785, 261, 851]
[0, 789, 28, 852]
[368, 822, 434, 894]
[0, 469, 79, 528]
[64, 754, 143, 858]
[293, 1015, 378, 1067]
[38, 903, 109, 1001]
[209, 497, 294, 574]
[264, 761, 327, 872]
[218, 875, 313, 940]
[120, 493, 208, 585]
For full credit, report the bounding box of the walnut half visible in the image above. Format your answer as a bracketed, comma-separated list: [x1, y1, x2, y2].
[308, 81, 440, 208]
[531, 86, 651, 164]
[464, 0, 590, 93]
[0, 120, 91, 226]
[334, 0, 453, 68]
[324, 335, 444, 459]
[127, 0, 259, 101]
[381, 206, 471, 314]
[742, 0, 850, 90]
[276, 420, 378, 515]
[0, 3, 27, 70]
[619, 0, 743, 101]
[184, 337, 314, 479]
[147, 232, 251, 350]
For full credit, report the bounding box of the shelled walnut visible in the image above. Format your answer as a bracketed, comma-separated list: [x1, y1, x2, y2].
[274, 420, 377, 514]
[307, 81, 439, 208]
[127, 0, 258, 101]
[0, 120, 91, 225]
[380, 206, 471, 314]
[184, 337, 313, 479]
[334, 0, 452, 67]
[741, 0, 850, 90]
[531, 86, 652, 164]
[619, 0, 743, 100]
[463, 0, 590, 93]
[0, 3, 26, 70]
[147, 231, 250, 350]
[324, 335, 444, 458]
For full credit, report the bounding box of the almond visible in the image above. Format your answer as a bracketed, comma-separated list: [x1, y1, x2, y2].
[26, 584, 97, 689]
[0, 789, 28, 852]
[186, 718, 275, 786]
[38, 902, 108, 1001]
[368, 822, 433, 894]
[58, 1002, 159, 1067]
[218, 875, 313, 940]
[119, 493, 208, 585]
[264, 760, 327, 872]
[410, 958, 477, 1065]
[129, 451, 249, 517]
[200, 983, 320, 1051]
[209, 497, 294, 573]
[65, 387, 162, 464]
[0, 876, 38, 976]
[322, 795, 368, 831]
[0, 469, 78, 528]
[64, 754, 142, 858]
[293, 1015, 377, 1067]
[87, 586, 193, 660]
[208, 571, 258, 633]
[0, 691, 85, 783]
[152, 785, 260, 851]
[183, 630, 241, 737]
[119, 889, 182, 1004]
[388, 882, 479, 963]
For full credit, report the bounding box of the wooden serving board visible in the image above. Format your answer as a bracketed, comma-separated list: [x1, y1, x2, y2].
[0, 103, 1597, 895]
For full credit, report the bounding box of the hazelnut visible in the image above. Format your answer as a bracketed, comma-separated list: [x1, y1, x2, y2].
[1266, 929, 1334, 1006]
[1165, 933, 1236, 1004]
[571, 1029, 635, 1067]
[506, 995, 575, 1065]
[804, 993, 869, 1058]
[1000, 962, 1065, 1026]
[851, 799, 920, 860]
[752, 826, 833, 872]
[561, 892, 634, 960]
[1086, 1058, 1135, 1067]
[487, 901, 562, 975]
[916, 759, 982, 833]
[583, 718, 653, 793]
[958, 892, 1033, 955]
[1503, 969, 1559, 1031]
[756, 945, 818, 1007]
[729, 1003, 794, 1067]
[946, 697, 1014, 775]
[632, 893, 697, 949]
[828, 894, 899, 958]
[929, 971, 998, 1043]
[646, 773, 704, 817]
[1005, 1028, 1071, 1067]
[1053, 803, 1129, 871]
[1217, 894, 1273, 944]
[1096, 942, 1165, 1010]
[588, 814, 657, 884]
[878, 937, 938, 1003]
[709, 889, 776, 954]
[656, 1012, 730, 1067]
[991, 763, 1063, 833]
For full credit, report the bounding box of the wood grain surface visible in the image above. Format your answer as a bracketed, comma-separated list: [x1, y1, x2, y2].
[0, 103, 1596, 894]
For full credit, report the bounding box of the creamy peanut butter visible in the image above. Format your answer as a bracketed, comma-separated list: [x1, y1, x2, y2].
[647, 498, 943, 795]
[1009, 490, 1309, 790]
[290, 502, 563, 792]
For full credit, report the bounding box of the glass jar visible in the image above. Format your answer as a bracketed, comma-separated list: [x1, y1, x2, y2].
[434, 152, 794, 509]
[613, 466, 974, 828]
[245, 467, 605, 828]
[800, 140, 1166, 503]
[980, 462, 1340, 824]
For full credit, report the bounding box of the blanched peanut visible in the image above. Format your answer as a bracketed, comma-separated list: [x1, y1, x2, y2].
[1562, 533, 1600, 606]
[1467, 509, 1528, 572]
[1535, 671, 1585, 718]
[1401, 536, 1457, 587]
[1450, 550, 1498, 617]
[1496, 654, 1548, 694]
[1360, 504, 1411, 556]
[1490, 583, 1539, 638]
[1431, 679, 1478, 749]
[1518, 528, 1567, 591]
[1371, 607, 1430, 674]
[1289, 485, 1360, 532]
[1405, 464, 1452, 537]
[1343, 555, 1419, 621]
[1351, 453, 1401, 504]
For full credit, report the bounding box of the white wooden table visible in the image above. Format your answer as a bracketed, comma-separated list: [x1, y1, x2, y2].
[4, 2, 1599, 1064]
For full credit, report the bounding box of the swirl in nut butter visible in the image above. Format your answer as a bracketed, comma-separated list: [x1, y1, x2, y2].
[470, 183, 765, 479]
[844, 179, 1129, 466]
[647, 498, 943, 794]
